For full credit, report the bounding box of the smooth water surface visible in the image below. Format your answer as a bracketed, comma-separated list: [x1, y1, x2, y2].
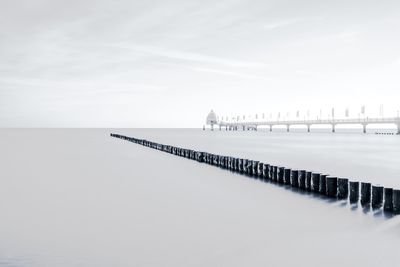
[0, 129, 400, 267]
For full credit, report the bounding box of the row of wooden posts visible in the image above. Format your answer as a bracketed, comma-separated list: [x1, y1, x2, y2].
[111, 133, 400, 214]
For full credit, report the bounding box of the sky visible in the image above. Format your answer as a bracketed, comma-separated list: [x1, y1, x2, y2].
[1, 0, 400, 127]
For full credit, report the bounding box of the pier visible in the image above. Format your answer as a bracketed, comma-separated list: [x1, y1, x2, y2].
[218, 117, 400, 134]
[206, 110, 400, 134]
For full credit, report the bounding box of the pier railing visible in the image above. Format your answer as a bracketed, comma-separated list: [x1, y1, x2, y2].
[220, 117, 399, 125]
[215, 117, 400, 133]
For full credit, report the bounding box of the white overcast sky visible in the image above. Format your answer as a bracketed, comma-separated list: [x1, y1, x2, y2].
[1, 0, 400, 127]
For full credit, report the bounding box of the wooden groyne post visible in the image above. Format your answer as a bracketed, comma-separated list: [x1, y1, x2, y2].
[384, 188, 393, 212]
[372, 185, 383, 209]
[349, 181, 359, 203]
[326, 176, 338, 198]
[337, 178, 349, 199]
[361, 182, 371, 206]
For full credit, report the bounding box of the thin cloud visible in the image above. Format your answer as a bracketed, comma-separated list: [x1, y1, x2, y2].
[262, 18, 305, 30]
[193, 67, 272, 81]
[112, 43, 271, 69]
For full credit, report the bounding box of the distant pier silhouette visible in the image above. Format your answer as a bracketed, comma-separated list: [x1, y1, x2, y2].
[205, 110, 400, 134]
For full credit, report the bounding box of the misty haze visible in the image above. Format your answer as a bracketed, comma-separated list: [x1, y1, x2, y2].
[1, 0, 400, 266]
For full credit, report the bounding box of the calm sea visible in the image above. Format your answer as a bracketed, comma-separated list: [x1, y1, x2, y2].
[0, 128, 399, 267]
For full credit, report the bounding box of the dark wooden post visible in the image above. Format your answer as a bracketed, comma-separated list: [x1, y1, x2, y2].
[235, 158, 240, 172]
[393, 189, 400, 214]
[284, 168, 291, 185]
[384, 188, 393, 212]
[263, 164, 270, 180]
[275, 166, 279, 182]
[268, 165, 273, 181]
[268, 164, 273, 180]
[238, 159, 243, 172]
[291, 170, 299, 187]
[208, 154, 213, 164]
[360, 182, 371, 206]
[257, 162, 264, 179]
[278, 167, 285, 183]
[199, 152, 204, 162]
[337, 178, 349, 199]
[371, 185, 384, 209]
[270, 166, 275, 181]
[326, 176, 338, 198]
[242, 159, 248, 173]
[349, 181, 359, 203]
[247, 160, 253, 176]
[252, 161, 259, 176]
[312, 173, 320, 193]
[299, 170, 306, 189]
[305, 171, 312, 191]
[319, 175, 327, 195]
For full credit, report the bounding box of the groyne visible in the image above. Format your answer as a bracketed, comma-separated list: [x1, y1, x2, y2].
[110, 133, 400, 215]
